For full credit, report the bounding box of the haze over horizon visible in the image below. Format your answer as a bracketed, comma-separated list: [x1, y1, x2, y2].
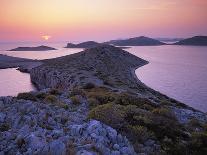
[0, 0, 207, 42]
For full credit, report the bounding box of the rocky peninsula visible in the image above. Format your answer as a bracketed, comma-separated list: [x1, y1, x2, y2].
[0, 45, 207, 154]
[9, 46, 57, 51]
[0, 54, 42, 72]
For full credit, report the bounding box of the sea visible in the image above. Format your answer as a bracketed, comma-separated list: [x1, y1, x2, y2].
[0, 42, 207, 112]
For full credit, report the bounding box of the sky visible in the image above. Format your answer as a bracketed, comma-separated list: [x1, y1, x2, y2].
[0, 0, 207, 42]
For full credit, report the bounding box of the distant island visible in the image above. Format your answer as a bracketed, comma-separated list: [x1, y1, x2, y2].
[65, 41, 100, 48]
[9, 45, 57, 51]
[155, 38, 184, 42]
[105, 36, 166, 46]
[174, 36, 207, 46]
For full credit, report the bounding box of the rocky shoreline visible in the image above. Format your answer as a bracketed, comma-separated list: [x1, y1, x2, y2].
[0, 45, 207, 154]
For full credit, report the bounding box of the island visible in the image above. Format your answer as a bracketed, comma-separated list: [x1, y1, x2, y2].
[174, 36, 207, 46]
[105, 36, 166, 46]
[65, 41, 100, 48]
[0, 45, 206, 154]
[9, 45, 57, 51]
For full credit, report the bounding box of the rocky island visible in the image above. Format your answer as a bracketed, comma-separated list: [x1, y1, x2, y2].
[65, 41, 100, 48]
[174, 36, 207, 46]
[9, 45, 57, 51]
[106, 36, 166, 46]
[0, 45, 207, 155]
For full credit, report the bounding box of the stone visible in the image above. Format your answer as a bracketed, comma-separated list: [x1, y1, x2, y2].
[111, 150, 121, 155]
[26, 133, 46, 151]
[113, 144, 120, 150]
[70, 125, 83, 136]
[76, 150, 95, 155]
[0, 113, 6, 123]
[144, 139, 155, 146]
[48, 140, 66, 155]
[106, 126, 117, 143]
[120, 147, 135, 155]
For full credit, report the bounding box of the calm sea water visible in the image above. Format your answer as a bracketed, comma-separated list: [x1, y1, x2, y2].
[0, 43, 206, 112]
[127, 46, 207, 112]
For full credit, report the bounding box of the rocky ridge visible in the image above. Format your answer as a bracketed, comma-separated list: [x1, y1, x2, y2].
[0, 89, 136, 155]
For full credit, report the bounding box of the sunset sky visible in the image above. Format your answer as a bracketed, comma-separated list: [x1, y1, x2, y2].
[0, 0, 207, 42]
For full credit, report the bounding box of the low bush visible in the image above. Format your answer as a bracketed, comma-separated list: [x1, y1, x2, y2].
[87, 98, 100, 109]
[70, 88, 86, 97]
[44, 95, 58, 103]
[152, 107, 176, 120]
[70, 96, 81, 105]
[17, 92, 37, 101]
[88, 103, 126, 128]
[188, 132, 207, 154]
[85, 87, 117, 104]
[127, 125, 153, 143]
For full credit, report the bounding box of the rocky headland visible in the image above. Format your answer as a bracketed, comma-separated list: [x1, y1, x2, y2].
[9, 46, 57, 51]
[0, 45, 207, 154]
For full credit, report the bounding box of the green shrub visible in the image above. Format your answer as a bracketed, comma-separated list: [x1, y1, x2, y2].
[114, 93, 156, 110]
[88, 98, 100, 109]
[17, 92, 37, 101]
[44, 95, 58, 103]
[88, 103, 126, 128]
[85, 87, 116, 104]
[152, 107, 176, 120]
[70, 88, 86, 97]
[127, 125, 153, 143]
[71, 96, 81, 104]
[188, 132, 207, 154]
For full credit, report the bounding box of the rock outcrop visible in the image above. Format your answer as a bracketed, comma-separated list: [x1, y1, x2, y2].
[9, 46, 57, 51]
[0, 89, 136, 155]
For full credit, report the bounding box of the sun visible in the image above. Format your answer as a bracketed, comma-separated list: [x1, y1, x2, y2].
[42, 35, 51, 41]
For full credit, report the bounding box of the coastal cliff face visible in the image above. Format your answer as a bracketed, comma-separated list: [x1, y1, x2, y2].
[31, 45, 148, 93]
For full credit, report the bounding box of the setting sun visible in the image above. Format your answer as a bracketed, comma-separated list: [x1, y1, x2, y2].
[42, 35, 51, 41]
